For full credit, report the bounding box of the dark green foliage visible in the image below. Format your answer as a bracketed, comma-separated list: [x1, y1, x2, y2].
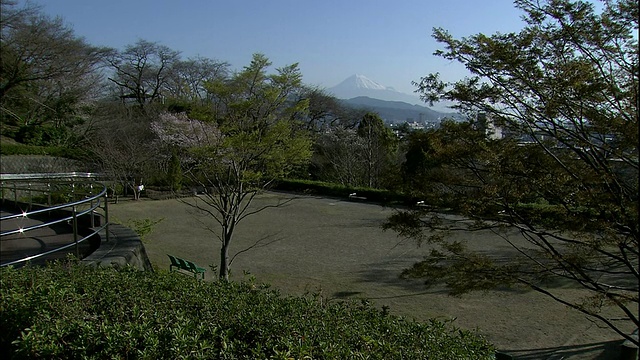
[1, 1, 105, 139]
[400, 120, 486, 206]
[0, 263, 494, 359]
[15, 125, 76, 147]
[388, 0, 638, 344]
[0, 142, 89, 160]
[30, 191, 72, 206]
[167, 150, 183, 191]
[401, 248, 521, 296]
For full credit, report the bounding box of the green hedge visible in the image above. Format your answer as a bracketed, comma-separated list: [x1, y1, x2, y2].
[275, 179, 408, 205]
[1, 263, 494, 359]
[0, 143, 89, 160]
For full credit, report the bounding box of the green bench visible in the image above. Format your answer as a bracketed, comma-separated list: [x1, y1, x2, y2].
[167, 255, 206, 280]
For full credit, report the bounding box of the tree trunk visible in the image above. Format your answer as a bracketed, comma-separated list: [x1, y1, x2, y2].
[219, 240, 230, 281]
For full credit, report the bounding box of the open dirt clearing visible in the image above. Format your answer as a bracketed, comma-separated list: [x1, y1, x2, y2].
[109, 193, 636, 359]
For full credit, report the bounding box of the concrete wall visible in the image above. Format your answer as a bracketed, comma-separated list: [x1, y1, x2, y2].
[82, 224, 153, 271]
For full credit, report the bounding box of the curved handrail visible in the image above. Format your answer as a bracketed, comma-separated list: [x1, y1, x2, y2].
[1, 197, 104, 236]
[1, 187, 107, 220]
[0, 172, 104, 180]
[0, 173, 110, 267]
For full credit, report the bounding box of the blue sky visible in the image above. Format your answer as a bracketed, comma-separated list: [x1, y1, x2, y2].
[32, 0, 527, 95]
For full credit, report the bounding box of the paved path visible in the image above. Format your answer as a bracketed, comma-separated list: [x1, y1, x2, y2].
[0, 210, 91, 266]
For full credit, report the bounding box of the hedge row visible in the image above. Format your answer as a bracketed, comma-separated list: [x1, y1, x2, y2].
[0, 263, 494, 359]
[0, 143, 89, 160]
[275, 179, 408, 205]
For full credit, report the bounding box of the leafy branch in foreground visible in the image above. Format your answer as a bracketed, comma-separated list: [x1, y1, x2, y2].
[388, 0, 638, 345]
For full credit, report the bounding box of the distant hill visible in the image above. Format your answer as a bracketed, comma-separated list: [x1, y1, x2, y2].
[327, 75, 460, 123]
[341, 96, 456, 124]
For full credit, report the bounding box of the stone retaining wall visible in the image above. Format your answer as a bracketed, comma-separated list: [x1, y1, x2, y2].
[82, 224, 153, 271]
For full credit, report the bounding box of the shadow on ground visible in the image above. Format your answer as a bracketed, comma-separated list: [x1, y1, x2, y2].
[357, 246, 631, 294]
[498, 339, 624, 359]
[356, 257, 532, 296]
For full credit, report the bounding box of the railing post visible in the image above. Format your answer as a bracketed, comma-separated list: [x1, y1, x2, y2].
[90, 201, 95, 228]
[89, 183, 95, 228]
[28, 182, 32, 211]
[104, 193, 110, 243]
[72, 205, 79, 258]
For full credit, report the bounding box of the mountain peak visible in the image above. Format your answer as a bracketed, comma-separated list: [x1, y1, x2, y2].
[340, 74, 388, 91]
[327, 74, 421, 105]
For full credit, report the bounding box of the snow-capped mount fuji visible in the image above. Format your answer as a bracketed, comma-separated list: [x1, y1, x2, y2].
[327, 74, 422, 105]
[344, 74, 390, 91]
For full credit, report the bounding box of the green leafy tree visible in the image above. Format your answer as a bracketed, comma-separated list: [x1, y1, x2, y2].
[385, 0, 638, 344]
[173, 54, 312, 280]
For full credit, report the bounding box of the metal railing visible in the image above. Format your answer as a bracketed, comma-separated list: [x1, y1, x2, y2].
[0, 172, 109, 267]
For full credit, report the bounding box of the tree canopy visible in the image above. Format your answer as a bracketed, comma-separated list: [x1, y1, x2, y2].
[386, 0, 638, 344]
[0, 0, 106, 145]
[154, 54, 312, 280]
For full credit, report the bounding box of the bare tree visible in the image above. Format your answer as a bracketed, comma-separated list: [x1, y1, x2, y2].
[105, 40, 180, 109]
[0, 0, 106, 133]
[297, 87, 364, 133]
[357, 112, 397, 188]
[312, 112, 397, 188]
[89, 103, 158, 200]
[165, 56, 230, 103]
[313, 127, 366, 186]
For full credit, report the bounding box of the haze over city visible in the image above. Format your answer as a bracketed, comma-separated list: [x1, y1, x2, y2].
[33, 0, 527, 96]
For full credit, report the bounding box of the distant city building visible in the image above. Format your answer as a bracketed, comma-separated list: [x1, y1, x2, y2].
[407, 121, 425, 131]
[476, 112, 503, 140]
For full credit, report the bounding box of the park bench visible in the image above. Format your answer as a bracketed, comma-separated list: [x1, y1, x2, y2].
[348, 192, 367, 201]
[167, 254, 206, 280]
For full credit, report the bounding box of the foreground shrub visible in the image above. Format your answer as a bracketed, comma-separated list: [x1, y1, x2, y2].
[0, 263, 494, 359]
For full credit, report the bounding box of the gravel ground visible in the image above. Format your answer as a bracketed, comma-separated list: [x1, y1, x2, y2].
[109, 193, 636, 359]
